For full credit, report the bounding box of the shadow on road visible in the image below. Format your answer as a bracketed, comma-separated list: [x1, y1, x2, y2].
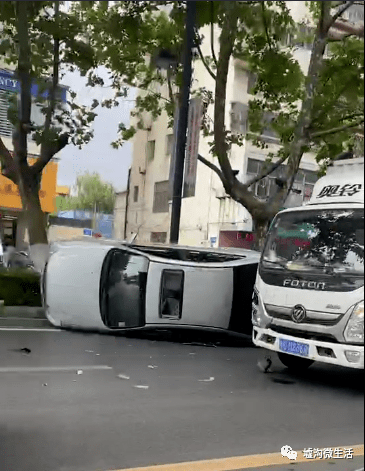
[268, 363, 364, 396]
[121, 328, 253, 348]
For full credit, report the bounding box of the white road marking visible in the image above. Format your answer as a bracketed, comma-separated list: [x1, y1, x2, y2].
[0, 365, 113, 373]
[0, 328, 61, 332]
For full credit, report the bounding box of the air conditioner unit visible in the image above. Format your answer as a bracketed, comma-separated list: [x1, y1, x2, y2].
[215, 187, 228, 199]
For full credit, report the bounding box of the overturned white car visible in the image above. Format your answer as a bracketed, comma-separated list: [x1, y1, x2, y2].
[42, 241, 260, 335]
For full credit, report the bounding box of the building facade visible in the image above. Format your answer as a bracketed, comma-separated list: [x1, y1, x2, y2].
[122, 2, 362, 249]
[114, 191, 128, 241]
[0, 66, 67, 249]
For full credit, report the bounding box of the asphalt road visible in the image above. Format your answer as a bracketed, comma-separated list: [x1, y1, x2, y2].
[0, 328, 363, 471]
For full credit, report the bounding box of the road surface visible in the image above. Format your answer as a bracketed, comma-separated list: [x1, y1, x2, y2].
[0, 328, 363, 471]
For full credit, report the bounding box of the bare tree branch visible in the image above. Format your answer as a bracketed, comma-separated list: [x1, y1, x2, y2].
[198, 153, 226, 184]
[16, 1, 32, 165]
[166, 67, 174, 104]
[31, 133, 69, 175]
[43, 2, 60, 140]
[310, 118, 364, 139]
[261, 2, 273, 50]
[32, 1, 64, 176]
[284, 1, 332, 200]
[196, 40, 217, 81]
[0, 138, 17, 183]
[245, 154, 289, 188]
[330, 19, 364, 38]
[214, 3, 238, 184]
[210, 1, 218, 67]
[327, 0, 356, 32]
[337, 112, 364, 123]
[311, 81, 355, 126]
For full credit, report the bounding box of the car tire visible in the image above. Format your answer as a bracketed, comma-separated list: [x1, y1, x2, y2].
[278, 352, 314, 370]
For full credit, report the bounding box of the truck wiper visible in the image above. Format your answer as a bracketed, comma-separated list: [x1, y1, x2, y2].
[262, 259, 287, 269]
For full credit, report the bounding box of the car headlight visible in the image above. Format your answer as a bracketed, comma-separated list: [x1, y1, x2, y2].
[344, 301, 364, 344]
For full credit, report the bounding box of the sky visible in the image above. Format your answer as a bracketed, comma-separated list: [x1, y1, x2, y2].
[57, 68, 136, 193]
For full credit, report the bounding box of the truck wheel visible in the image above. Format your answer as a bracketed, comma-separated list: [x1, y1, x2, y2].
[278, 352, 314, 371]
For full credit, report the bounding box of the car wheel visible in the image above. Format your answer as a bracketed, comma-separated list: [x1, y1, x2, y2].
[278, 352, 314, 370]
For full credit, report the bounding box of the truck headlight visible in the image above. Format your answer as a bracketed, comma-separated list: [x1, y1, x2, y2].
[252, 288, 270, 328]
[344, 301, 364, 344]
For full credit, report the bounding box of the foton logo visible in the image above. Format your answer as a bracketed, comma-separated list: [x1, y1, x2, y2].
[283, 279, 326, 290]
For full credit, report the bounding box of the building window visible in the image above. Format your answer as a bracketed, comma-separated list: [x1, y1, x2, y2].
[151, 232, 167, 244]
[146, 140, 156, 162]
[153, 181, 170, 213]
[166, 134, 174, 156]
[247, 158, 318, 203]
[247, 72, 257, 95]
[0, 90, 13, 137]
[133, 185, 139, 203]
[341, 4, 364, 23]
[231, 102, 248, 135]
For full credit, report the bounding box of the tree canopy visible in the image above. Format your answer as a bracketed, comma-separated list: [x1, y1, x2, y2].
[80, 0, 363, 239]
[56, 172, 116, 215]
[0, 1, 363, 258]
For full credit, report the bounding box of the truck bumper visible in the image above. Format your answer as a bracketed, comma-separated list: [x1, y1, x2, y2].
[253, 327, 364, 369]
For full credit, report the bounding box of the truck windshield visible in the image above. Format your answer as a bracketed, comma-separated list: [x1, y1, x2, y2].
[262, 209, 364, 276]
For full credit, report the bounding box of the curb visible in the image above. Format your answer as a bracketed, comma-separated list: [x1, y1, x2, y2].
[0, 302, 52, 328]
[0, 317, 53, 328]
[2, 306, 46, 319]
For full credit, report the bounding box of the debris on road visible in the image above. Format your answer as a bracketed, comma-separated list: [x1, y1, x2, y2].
[257, 356, 273, 373]
[9, 348, 32, 355]
[42, 383, 47, 387]
[198, 377, 215, 382]
[183, 342, 217, 348]
[117, 374, 130, 380]
[133, 385, 149, 390]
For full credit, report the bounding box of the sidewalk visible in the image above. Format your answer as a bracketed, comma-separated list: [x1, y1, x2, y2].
[0, 302, 52, 328]
[238, 455, 364, 470]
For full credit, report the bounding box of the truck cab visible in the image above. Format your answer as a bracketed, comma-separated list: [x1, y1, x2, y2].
[252, 158, 364, 370]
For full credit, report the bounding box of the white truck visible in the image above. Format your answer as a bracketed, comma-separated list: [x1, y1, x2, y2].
[252, 157, 364, 370]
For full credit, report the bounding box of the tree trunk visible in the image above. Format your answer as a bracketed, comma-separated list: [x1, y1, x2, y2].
[18, 169, 49, 273]
[253, 218, 269, 252]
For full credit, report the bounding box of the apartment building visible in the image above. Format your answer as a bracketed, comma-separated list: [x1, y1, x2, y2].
[123, 1, 362, 249]
[0, 62, 67, 248]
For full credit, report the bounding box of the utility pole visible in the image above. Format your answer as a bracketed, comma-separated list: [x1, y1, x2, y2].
[169, 0, 196, 244]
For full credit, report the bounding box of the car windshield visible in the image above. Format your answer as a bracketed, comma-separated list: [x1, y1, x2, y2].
[262, 208, 364, 276]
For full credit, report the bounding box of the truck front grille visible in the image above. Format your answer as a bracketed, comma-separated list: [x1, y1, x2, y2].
[265, 304, 343, 326]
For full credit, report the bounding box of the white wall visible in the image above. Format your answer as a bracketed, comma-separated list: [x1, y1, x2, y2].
[124, 2, 320, 248]
[114, 192, 127, 240]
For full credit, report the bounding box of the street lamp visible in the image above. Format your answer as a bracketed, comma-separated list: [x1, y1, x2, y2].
[169, 1, 196, 244]
[153, 1, 197, 244]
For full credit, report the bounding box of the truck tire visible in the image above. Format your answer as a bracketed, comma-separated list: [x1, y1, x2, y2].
[278, 352, 314, 371]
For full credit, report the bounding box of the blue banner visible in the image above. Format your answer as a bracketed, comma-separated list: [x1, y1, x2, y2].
[0, 69, 67, 102]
